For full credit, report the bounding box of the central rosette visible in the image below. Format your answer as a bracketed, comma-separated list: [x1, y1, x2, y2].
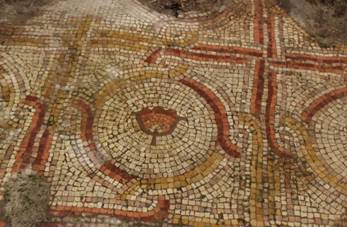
[135, 107, 186, 145]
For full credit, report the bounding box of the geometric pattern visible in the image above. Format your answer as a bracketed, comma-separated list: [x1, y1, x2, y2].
[0, 0, 346, 226]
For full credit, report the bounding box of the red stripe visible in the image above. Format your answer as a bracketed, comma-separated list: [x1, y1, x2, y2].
[270, 60, 344, 74]
[250, 60, 265, 114]
[73, 99, 134, 183]
[302, 87, 347, 123]
[265, 72, 293, 158]
[254, 0, 264, 45]
[32, 129, 53, 175]
[286, 53, 347, 64]
[180, 78, 241, 158]
[12, 96, 46, 173]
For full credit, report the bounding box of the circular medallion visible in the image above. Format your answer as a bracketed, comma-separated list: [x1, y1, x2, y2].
[94, 78, 217, 179]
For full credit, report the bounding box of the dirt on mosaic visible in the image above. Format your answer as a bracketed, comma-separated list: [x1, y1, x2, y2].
[0, 0, 53, 23]
[278, 0, 347, 46]
[2, 0, 347, 46]
[3, 173, 50, 227]
[139, 0, 230, 17]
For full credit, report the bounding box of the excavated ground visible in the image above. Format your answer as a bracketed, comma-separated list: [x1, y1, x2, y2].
[2, 0, 346, 46]
[278, 0, 347, 46]
[0, 0, 53, 23]
[138, 0, 228, 17]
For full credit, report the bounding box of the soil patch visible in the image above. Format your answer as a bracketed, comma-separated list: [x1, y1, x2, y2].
[139, 0, 230, 18]
[278, 0, 347, 47]
[0, 0, 54, 23]
[4, 173, 50, 227]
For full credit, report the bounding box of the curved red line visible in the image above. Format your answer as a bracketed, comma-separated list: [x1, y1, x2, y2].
[12, 96, 46, 173]
[99, 160, 133, 183]
[73, 100, 94, 143]
[32, 128, 53, 175]
[301, 87, 347, 123]
[145, 48, 247, 65]
[265, 73, 293, 158]
[180, 78, 240, 158]
[50, 196, 169, 222]
[145, 48, 163, 64]
[73, 99, 133, 183]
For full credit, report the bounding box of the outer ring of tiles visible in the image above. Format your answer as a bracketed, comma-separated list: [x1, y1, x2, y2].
[0, 56, 23, 114]
[94, 78, 217, 179]
[313, 96, 347, 180]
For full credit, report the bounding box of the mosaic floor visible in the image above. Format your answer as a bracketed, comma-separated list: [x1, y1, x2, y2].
[0, 0, 347, 226]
